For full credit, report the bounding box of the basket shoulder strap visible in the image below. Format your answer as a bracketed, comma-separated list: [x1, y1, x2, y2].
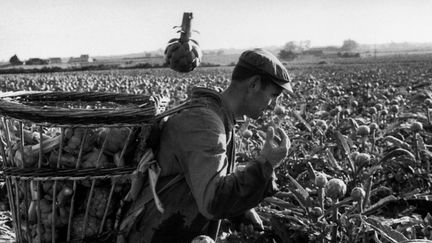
[154, 100, 205, 121]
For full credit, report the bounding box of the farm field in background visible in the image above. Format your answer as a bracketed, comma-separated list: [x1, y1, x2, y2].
[1, 54, 432, 242]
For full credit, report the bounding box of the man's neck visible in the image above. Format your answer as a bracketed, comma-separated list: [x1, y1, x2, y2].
[221, 86, 243, 119]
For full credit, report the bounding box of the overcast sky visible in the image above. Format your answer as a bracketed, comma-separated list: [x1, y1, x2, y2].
[1, 0, 431, 61]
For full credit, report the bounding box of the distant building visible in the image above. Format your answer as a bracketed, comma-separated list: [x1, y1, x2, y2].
[303, 49, 324, 57]
[68, 54, 93, 64]
[25, 58, 48, 65]
[48, 57, 62, 64]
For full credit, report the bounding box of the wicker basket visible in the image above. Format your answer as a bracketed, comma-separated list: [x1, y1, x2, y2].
[0, 91, 165, 243]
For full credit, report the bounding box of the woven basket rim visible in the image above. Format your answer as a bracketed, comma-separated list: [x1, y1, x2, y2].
[3, 166, 136, 180]
[0, 91, 159, 125]
[0, 90, 152, 102]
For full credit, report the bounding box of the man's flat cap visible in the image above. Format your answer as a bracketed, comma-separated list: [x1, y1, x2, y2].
[237, 48, 293, 93]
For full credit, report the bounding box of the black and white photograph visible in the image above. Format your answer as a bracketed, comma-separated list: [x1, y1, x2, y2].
[1, 0, 432, 242]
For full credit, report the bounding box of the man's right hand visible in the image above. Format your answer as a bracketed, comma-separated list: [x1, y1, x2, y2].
[257, 126, 290, 168]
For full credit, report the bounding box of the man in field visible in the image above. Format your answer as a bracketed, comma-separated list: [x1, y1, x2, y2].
[120, 48, 293, 243]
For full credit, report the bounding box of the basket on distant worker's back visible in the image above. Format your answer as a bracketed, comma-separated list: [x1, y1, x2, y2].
[0, 91, 168, 243]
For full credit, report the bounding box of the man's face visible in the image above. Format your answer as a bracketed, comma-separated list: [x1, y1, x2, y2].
[246, 78, 283, 119]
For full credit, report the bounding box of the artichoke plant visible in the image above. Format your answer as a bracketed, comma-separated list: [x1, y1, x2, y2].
[164, 12, 202, 73]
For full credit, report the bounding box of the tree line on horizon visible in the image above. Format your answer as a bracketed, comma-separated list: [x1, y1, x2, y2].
[278, 39, 360, 60]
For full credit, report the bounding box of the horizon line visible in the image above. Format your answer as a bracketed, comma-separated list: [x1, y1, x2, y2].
[2, 41, 432, 62]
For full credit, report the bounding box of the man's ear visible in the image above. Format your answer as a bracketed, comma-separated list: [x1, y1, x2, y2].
[248, 75, 262, 91]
